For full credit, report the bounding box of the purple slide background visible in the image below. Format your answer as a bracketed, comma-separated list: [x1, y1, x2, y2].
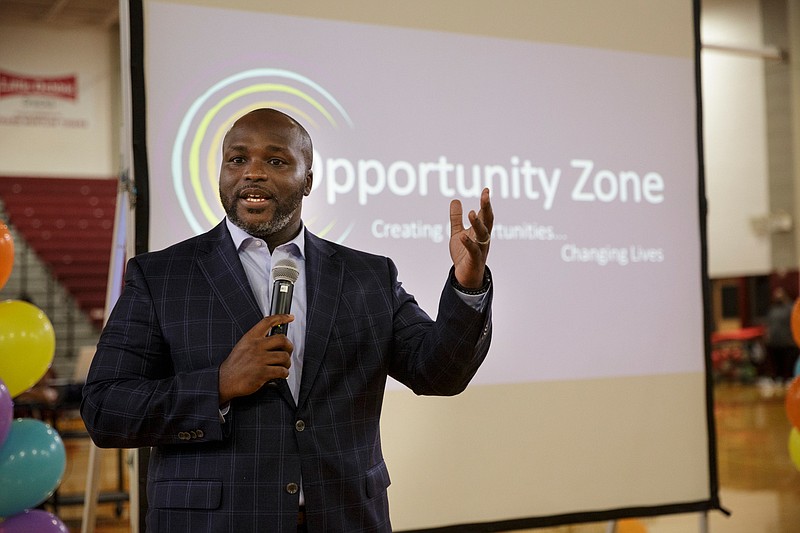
[146, 2, 704, 385]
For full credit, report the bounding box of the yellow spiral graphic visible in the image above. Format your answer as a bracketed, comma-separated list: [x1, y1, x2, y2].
[171, 69, 353, 238]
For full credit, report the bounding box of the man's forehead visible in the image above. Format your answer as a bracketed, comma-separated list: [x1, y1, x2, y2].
[223, 120, 298, 148]
[224, 141, 293, 153]
[222, 109, 311, 164]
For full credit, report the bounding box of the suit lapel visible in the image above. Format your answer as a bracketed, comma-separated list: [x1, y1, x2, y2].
[196, 222, 262, 333]
[196, 221, 296, 407]
[298, 231, 342, 409]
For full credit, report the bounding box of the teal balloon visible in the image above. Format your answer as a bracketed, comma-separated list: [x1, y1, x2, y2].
[0, 418, 66, 517]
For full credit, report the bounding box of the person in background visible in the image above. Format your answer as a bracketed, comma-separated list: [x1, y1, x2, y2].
[763, 287, 797, 387]
[81, 108, 494, 532]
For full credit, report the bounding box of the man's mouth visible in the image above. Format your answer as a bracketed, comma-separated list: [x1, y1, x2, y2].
[238, 188, 272, 206]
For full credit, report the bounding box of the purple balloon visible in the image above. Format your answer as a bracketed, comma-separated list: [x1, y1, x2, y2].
[0, 509, 68, 533]
[0, 378, 11, 446]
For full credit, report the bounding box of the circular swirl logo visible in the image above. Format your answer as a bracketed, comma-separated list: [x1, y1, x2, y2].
[171, 68, 353, 235]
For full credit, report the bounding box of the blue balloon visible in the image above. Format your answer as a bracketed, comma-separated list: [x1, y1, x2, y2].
[0, 418, 66, 517]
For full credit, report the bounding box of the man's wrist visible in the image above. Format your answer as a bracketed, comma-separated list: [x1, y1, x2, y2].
[451, 269, 491, 295]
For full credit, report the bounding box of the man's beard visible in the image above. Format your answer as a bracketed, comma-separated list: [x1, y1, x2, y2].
[222, 186, 304, 239]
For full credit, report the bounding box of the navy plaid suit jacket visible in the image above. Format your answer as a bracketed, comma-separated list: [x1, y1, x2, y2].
[81, 221, 492, 532]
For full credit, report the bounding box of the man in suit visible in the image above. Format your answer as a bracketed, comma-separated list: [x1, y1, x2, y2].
[81, 108, 494, 532]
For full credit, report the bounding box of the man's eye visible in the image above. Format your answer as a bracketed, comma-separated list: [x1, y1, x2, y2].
[230, 156, 246, 164]
[268, 158, 285, 166]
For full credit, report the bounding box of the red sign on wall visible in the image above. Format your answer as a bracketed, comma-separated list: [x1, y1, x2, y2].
[0, 70, 77, 100]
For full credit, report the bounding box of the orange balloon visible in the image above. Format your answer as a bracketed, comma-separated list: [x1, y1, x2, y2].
[0, 221, 12, 290]
[791, 298, 800, 347]
[786, 377, 800, 430]
[617, 518, 648, 533]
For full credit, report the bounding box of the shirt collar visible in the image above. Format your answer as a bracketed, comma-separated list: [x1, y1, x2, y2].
[225, 218, 306, 259]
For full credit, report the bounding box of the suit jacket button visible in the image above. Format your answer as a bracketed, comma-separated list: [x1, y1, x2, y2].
[178, 432, 187, 440]
[190, 431, 198, 439]
[286, 483, 299, 494]
[295, 420, 305, 432]
[196, 429, 204, 438]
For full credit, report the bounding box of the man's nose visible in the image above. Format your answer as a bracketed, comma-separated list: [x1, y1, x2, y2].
[243, 160, 270, 179]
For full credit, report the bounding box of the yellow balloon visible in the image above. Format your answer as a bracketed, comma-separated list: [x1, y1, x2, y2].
[0, 300, 55, 397]
[789, 427, 800, 470]
[789, 427, 800, 471]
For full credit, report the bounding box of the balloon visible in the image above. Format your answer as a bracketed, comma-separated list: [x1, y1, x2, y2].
[0, 378, 11, 446]
[792, 298, 800, 347]
[0, 418, 66, 517]
[617, 518, 648, 533]
[0, 222, 12, 290]
[789, 427, 800, 472]
[0, 509, 68, 533]
[0, 300, 55, 398]
[787, 377, 800, 430]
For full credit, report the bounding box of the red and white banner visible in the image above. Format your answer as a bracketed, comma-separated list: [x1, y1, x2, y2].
[0, 70, 77, 100]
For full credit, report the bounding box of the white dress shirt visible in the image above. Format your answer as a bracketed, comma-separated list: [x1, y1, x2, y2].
[226, 218, 307, 403]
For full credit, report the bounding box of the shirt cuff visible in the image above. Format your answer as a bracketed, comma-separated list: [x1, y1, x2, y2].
[455, 289, 489, 311]
[450, 268, 491, 311]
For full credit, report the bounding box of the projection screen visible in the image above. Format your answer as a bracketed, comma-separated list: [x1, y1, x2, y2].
[126, 0, 719, 529]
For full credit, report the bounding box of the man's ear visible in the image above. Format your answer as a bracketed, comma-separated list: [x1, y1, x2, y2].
[304, 170, 314, 196]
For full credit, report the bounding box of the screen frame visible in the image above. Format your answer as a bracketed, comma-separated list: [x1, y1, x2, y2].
[123, 0, 721, 529]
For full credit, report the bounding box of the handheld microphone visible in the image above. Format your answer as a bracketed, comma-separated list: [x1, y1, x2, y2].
[268, 258, 300, 336]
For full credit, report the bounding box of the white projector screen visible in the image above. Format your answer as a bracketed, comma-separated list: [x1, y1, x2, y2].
[126, 0, 719, 530]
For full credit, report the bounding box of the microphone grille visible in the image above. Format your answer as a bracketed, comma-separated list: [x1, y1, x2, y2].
[272, 258, 300, 283]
